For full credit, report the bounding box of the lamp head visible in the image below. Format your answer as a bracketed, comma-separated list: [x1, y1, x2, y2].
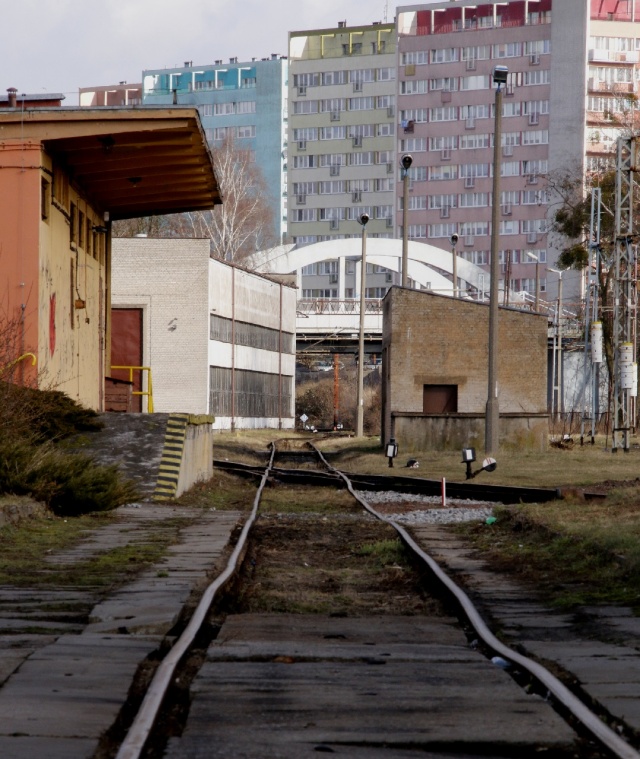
[450, 233, 459, 247]
[359, 213, 370, 226]
[493, 65, 509, 86]
[401, 154, 413, 170]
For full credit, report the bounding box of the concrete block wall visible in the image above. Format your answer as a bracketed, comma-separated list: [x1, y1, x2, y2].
[112, 239, 210, 415]
[382, 288, 548, 447]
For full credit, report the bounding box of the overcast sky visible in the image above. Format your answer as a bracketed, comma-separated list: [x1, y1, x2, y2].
[3, 0, 391, 105]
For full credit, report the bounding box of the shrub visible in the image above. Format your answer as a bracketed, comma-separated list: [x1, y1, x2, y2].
[0, 437, 137, 516]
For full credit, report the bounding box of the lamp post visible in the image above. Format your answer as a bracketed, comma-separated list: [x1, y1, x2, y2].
[549, 268, 564, 418]
[401, 154, 412, 288]
[450, 233, 459, 297]
[527, 251, 540, 312]
[485, 64, 508, 457]
[356, 213, 369, 437]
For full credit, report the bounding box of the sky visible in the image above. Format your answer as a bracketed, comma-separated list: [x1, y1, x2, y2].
[3, 0, 392, 105]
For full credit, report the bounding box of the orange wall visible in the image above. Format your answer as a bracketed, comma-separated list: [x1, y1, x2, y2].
[0, 142, 108, 409]
[0, 142, 41, 384]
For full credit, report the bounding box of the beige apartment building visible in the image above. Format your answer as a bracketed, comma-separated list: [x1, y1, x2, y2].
[287, 21, 400, 297]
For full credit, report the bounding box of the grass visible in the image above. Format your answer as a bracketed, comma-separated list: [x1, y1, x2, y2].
[213, 431, 640, 611]
[313, 434, 640, 489]
[0, 510, 192, 589]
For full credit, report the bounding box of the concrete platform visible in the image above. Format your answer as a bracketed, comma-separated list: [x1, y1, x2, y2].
[411, 523, 640, 738]
[0, 507, 241, 759]
[165, 614, 578, 758]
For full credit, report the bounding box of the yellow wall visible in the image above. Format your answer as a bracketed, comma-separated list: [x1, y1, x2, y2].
[37, 151, 108, 409]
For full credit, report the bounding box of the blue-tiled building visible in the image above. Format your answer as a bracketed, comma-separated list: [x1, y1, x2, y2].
[142, 55, 288, 243]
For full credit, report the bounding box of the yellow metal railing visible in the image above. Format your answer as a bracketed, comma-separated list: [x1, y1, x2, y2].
[0, 352, 37, 376]
[111, 366, 154, 412]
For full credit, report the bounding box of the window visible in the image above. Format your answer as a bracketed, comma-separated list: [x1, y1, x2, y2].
[52, 163, 69, 211]
[429, 222, 457, 238]
[199, 104, 214, 117]
[460, 104, 489, 120]
[237, 125, 256, 139]
[522, 159, 548, 175]
[429, 165, 458, 181]
[348, 96, 375, 110]
[319, 98, 345, 113]
[500, 190, 519, 206]
[41, 177, 51, 221]
[524, 69, 550, 86]
[459, 192, 488, 208]
[460, 221, 489, 236]
[408, 225, 427, 238]
[524, 39, 551, 55]
[521, 219, 546, 234]
[401, 51, 428, 65]
[350, 69, 374, 83]
[374, 178, 394, 192]
[401, 138, 426, 152]
[377, 67, 395, 81]
[376, 95, 395, 109]
[294, 73, 319, 87]
[429, 106, 457, 122]
[401, 108, 427, 123]
[319, 208, 346, 220]
[429, 77, 458, 92]
[401, 79, 428, 94]
[493, 42, 522, 58]
[461, 250, 488, 265]
[302, 288, 338, 299]
[377, 122, 395, 137]
[404, 195, 427, 210]
[365, 287, 389, 299]
[429, 194, 457, 210]
[293, 182, 317, 196]
[70, 202, 77, 247]
[214, 102, 235, 115]
[429, 135, 457, 151]
[293, 100, 319, 114]
[430, 47, 458, 63]
[408, 166, 427, 182]
[348, 151, 374, 165]
[319, 180, 345, 194]
[522, 129, 549, 145]
[523, 100, 549, 115]
[501, 161, 520, 177]
[499, 220, 518, 235]
[349, 124, 375, 138]
[78, 210, 85, 249]
[319, 153, 346, 167]
[292, 208, 317, 222]
[460, 75, 490, 91]
[236, 100, 256, 114]
[459, 163, 489, 178]
[294, 127, 318, 141]
[293, 155, 316, 168]
[460, 133, 490, 149]
[320, 126, 346, 140]
[461, 45, 490, 61]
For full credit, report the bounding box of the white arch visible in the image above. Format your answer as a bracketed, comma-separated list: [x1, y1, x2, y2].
[246, 238, 490, 295]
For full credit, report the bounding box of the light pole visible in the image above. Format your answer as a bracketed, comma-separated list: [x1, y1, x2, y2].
[450, 233, 459, 297]
[356, 213, 369, 437]
[527, 251, 541, 312]
[401, 154, 412, 288]
[485, 64, 508, 457]
[549, 268, 564, 418]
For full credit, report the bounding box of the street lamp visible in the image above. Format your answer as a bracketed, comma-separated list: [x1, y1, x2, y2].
[526, 250, 541, 312]
[356, 213, 369, 437]
[450, 233, 459, 297]
[549, 268, 564, 419]
[485, 64, 508, 457]
[401, 154, 413, 287]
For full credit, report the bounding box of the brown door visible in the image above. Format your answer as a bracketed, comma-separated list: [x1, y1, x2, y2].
[423, 384, 457, 413]
[111, 308, 143, 412]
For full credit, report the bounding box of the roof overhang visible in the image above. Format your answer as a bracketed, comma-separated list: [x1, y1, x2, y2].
[0, 107, 221, 220]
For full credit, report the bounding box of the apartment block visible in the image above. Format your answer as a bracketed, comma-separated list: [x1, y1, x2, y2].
[288, 22, 398, 250]
[142, 56, 288, 243]
[396, 0, 640, 303]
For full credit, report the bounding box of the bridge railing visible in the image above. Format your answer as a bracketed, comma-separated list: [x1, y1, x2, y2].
[297, 298, 383, 315]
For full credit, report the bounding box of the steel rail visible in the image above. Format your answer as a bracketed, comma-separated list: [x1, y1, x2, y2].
[311, 444, 640, 759]
[115, 444, 276, 759]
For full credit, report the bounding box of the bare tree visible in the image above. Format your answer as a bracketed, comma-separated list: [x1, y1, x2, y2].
[113, 134, 277, 264]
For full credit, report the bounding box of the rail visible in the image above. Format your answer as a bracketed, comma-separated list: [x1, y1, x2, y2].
[115, 443, 640, 759]
[110, 365, 154, 413]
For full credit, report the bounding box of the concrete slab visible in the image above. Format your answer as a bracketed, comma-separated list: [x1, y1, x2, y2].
[168, 614, 577, 757]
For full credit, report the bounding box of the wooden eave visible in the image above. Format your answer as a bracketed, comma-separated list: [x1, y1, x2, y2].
[0, 107, 221, 219]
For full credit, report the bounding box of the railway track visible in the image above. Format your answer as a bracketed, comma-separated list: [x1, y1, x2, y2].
[113, 440, 640, 759]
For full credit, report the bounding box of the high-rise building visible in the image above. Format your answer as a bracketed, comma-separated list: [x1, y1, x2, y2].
[142, 56, 288, 243]
[396, 0, 640, 302]
[288, 21, 398, 249]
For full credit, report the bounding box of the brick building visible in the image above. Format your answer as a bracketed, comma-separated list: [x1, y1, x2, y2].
[382, 287, 548, 451]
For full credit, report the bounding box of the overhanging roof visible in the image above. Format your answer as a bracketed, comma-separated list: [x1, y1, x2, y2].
[0, 107, 221, 219]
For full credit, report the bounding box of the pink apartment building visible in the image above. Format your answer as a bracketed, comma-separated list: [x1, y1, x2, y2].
[396, 0, 640, 304]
